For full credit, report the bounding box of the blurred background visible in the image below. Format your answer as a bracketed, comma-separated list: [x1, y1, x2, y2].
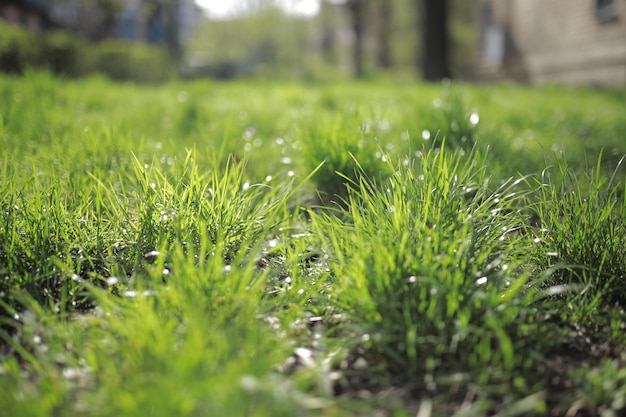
[0, 0, 625, 85]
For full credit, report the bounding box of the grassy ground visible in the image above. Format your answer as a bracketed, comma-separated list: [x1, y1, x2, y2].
[1, 71, 625, 416]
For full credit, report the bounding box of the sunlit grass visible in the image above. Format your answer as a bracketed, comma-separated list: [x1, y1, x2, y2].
[1, 72, 625, 416]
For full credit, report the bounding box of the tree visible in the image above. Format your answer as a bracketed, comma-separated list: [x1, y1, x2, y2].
[421, 0, 451, 80]
[345, 0, 367, 77]
[140, 0, 182, 60]
[374, 0, 392, 68]
[93, 0, 123, 40]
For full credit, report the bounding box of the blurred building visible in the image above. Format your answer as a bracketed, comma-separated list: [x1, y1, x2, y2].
[476, 0, 626, 86]
[0, 0, 198, 46]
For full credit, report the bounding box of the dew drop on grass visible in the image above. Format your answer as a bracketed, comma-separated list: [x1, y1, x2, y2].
[545, 285, 569, 296]
[243, 127, 256, 140]
[287, 170, 295, 177]
[162, 268, 170, 276]
[476, 277, 488, 285]
[469, 112, 480, 125]
[265, 175, 272, 182]
[422, 130, 431, 140]
[281, 157, 292, 164]
[177, 91, 188, 102]
[223, 265, 231, 273]
[353, 357, 368, 370]
[240, 375, 259, 392]
[106, 277, 119, 286]
[547, 252, 558, 257]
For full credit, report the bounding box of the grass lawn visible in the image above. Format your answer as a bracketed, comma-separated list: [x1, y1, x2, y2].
[1, 71, 625, 416]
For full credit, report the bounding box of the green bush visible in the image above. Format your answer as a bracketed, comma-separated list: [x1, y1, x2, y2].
[89, 40, 176, 83]
[0, 21, 39, 74]
[39, 31, 86, 77]
[0, 21, 175, 82]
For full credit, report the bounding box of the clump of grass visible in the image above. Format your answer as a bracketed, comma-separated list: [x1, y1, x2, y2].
[571, 359, 626, 416]
[529, 152, 626, 306]
[0, 239, 318, 417]
[0, 148, 313, 319]
[310, 145, 549, 406]
[420, 86, 480, 149]
[295, 110, 393, 205]
[0, 149, 324, 417]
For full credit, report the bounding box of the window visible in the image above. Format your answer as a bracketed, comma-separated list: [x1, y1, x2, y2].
[596, 0, 617, 21]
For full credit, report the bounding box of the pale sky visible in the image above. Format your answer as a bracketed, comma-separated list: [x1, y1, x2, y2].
[195, 0, 321, 19]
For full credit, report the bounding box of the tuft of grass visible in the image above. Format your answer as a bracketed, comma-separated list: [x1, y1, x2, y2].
[571, 359, 626, 416]
[295, 110, 393, 205]
[0, 243, 319, 417]
[529, 152, 626, 307]
[0, 148, 315, 318]
[308, 145, 554, 409]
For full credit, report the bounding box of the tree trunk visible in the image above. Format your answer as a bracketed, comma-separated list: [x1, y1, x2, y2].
[346, 0, 366, 78]
[319, 0, 337, 63]
[375, 0, 392, 68]
[163, 0, 180, 60]
[421, 0, 450, 81]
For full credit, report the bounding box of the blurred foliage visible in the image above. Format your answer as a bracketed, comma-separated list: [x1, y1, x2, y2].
[184, 4, 316, 80]
[0, 20, 39, 74]
[1, 0, 479, 81]
[184, 0, 479, 80]
[0, 20, 175, 82]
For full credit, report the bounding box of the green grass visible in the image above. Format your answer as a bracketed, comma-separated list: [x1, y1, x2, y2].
[1, 71, 625, 416]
